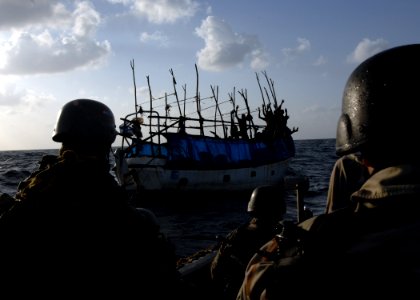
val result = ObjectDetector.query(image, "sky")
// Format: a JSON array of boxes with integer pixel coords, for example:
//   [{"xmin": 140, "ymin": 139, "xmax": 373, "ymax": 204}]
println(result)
[{"xmin": 0, "ymin": 0, "xmax": 419, "ymax": 151}]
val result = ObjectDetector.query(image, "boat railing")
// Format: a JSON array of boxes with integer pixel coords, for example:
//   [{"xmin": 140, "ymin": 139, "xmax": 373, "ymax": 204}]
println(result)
[{"xmin": 119, "ymin": 108, "xmax": 170, "ymax": 158}]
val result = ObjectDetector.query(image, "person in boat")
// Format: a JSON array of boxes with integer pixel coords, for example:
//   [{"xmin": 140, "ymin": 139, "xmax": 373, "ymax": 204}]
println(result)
[
  {"xmin": 178, "ymin": 115, "xmax": 187, "ymax": 134},
  {"xmin": 258, "ymin": 103, "xmax": 275, "ymax": 139},
  {"xmin": 237, "ymin": 44, "xmax": 420, "ymax": 299},
  {"xmin": 235, "ymin": 105, "xmax": 250, "ymax": 140},
  {"xmin": 230, "ymin": 109, "xmax": 240, "ymax": 139},
  {"xmin": 210, "ymin": 185, "xmax": 286, "ymax": 300},
  {"xmin": 131, "ymin": 116, "xmax": 144, "ymax": 139},
  {"xmin": 0, "ymin": 99, "xmax": 181, "ymax": 298}
]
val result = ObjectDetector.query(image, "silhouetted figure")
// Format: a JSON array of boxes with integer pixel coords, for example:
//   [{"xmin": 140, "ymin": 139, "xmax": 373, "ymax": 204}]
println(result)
[
  {"xmin": 211, "ymin": 185, "xmax": 286, "ymax": 300},
  {"xmin": 0, "ymin": 99, "xmax": 182, "ymax": 299},
  {"xmin": 235, "ymin": 106, "xmax": 249, "ymax": 139},
  {"xmin": 230, "ymin": 110, "xmax": 240, "ymax": 139}
]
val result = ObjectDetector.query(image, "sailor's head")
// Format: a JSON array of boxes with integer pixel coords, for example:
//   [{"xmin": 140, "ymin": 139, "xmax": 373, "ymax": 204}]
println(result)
[
  {"xmin": 247, "ymin": 185, "xmax": 286, "ymax": 221},
  {"xmin": 335, "ymin": 44, "xmax": 420, "ymax": 166},
  {"xmin": 52, "ymin": 99, "xmax": 117, "ymax": 156}
]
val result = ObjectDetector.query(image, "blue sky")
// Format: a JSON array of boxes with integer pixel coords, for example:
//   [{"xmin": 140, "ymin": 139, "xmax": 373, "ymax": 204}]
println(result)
[{"xmin": 0, "ymin": 0, "xmax": 419, "ymax": 150}]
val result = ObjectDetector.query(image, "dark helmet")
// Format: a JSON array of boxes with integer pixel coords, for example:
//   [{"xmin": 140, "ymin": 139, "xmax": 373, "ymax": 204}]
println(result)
[
  {"xmin": 247, "ymin": 185, "xmax": 286, "ymax": 219},
  {"xmin": 52, "ymin": 99, "xmax": 117, "ymax": 146},
  {"xmin": 336, "ymin": 44, "xmax": 420, "ymax": 159},
  {"xmin": 136, "ymin": 208, "xmax": 160, "ymax": 232}
]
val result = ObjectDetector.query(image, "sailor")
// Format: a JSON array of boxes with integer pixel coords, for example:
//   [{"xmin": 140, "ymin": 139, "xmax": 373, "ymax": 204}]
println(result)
[
  {"xmin": 210, "ymin": 185, "xmax": 286, "ymax": 300},
  {"xmin": 237, "ymin": 44, "xmax": 420, "ymax": 299},
  {"xmin": 0, "ymin": 99, "xmax": 181, "ymax": 299}
]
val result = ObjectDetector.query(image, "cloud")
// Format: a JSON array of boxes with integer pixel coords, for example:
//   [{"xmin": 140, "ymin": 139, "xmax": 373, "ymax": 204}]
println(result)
[
  {"xmin": 313, "ymin": 55, "xmax": 327, "ymax": 66},
  {"xmin": 140, "ymin": 31, "xmax": 169, "ymax": 47},
  {"xmin": 118, "ymin": 0, "xmax": 200, "ymax": 24},
  {"xmin": 0, "ymin": 80, "xmax": 26, "ymax": 107},
  {"xmin": 0, "ymin": 1, "xmax": 70, "ymax": 30},
  {"xmin": 282, "ymin": 38, "xmax": 311, "ymax": 61},
  {"xmin": 0, "ymin": 1, "xmax": 111, "ymax": 75},
  {"xmin": 0, "ymin": 79, "xmax": 54, "ymax": 113},
  {"xmin": 195, "ymin": 16, "xmax": 269, "ymax": 72},
  {"xmin": 347, "ymin": 38, "xmax": 388, "ymax": 64},
  {"xmin": 302, "ymin": 104, "xmax": 339, "ymax": 114},
  {"xmin": 250, "ymin": 50, "xmax": 270, "ymax": 70}
]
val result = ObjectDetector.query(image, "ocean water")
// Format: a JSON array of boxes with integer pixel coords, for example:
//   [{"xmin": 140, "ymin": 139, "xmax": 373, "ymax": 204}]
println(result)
[{"xmin": 0, "ymin": 138, "xmax": 337, "ymax": 258}]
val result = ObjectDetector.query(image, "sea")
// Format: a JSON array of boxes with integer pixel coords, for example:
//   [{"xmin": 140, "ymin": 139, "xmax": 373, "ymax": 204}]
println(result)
[{"xmin": 0, "ymin": 138, "xmax": 337, "ymax": 259}]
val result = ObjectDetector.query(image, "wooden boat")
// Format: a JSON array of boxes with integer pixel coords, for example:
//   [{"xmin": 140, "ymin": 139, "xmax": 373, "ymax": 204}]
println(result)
[{"xmin": 113, "ymin": 64, "xmax": 298, "ymax": 199}]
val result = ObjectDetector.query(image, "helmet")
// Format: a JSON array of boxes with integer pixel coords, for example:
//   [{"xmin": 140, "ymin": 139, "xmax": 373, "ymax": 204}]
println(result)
[
  {"xmin": 52, "ymin": 99, "xmax": 117, "ymax": 146},
  {"xmin": 136, "ymin": 208, "xmax": 160, "ymax": 231},
  {"xmin": 247, "ymin": 185, "xmax": 286, "ymax": 219},
  {"xmin": 336, "ymin": 44, "xmax": 420, "ymax": 158}
]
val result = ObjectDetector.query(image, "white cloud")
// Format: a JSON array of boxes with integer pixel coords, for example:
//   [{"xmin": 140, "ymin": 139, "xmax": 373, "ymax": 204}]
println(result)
[
  {"xmin": 72, "ymin": 1, "xmax": 101, "ymax": 37},
  {"xmin": 313, "ymin": 55, "xmax": 327, "ymax": 66},
  {"xmin": 0, "ymin": 0, "xmax": 70, "ymax": 30},
  {"xmin": 0, "ymin": 80, "xmax": 54, "ymax": 112},
  {"xmin": 107, "ymin": 0, "xmax": 132, "ymax": 4},
  {"xmin": 347, "ymin": 38, "xmax": 388, "ymax": 64},
  {"xmin": 250, "ymin": 50, "xmax": 269, "ymax": 70},
  {"xmin": 0, "ymin": 80, "xmax": 26, "ymax": 107},
  {"xmin": 140, "ymin": 31, "xmax": 169, "ymax": 47},
  {"xmin": 282, "ymin": 38, "xmax": 311, "ymax": 61},
  {"xmin": 126, "ymin": 0, "xmax": 199, "ymax": 24},
  {"xmin": 0, "ymin": 1, "xmax": 111, "ymax": 75},
  {"xmin": 195, "ymin": 16, "xmax": 268, "ymax": 72}
]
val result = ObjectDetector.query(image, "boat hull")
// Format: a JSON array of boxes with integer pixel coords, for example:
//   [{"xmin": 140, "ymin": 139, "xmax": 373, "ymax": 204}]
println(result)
[{"xmin": 118, "ymin": 155, "xmax": 292, "ymax": 193}]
